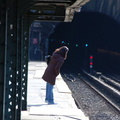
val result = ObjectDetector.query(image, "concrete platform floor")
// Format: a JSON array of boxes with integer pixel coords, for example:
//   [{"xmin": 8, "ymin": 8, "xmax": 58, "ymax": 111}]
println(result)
[{"xmin": 21, "ymin": 62, "xmax": 89, "ymax": 120}]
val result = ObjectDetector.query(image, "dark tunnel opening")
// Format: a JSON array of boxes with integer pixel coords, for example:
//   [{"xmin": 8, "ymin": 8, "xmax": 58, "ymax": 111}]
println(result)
[{"xmin": 48, "ymin": 11, "xmax": 120, "ymax": 73}]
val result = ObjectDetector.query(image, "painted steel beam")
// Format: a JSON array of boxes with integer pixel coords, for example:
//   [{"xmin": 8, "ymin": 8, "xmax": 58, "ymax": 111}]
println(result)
[
  {"xmin": 0, "ymin": 1, "xmax": 6, "ymax": 120},
  {"xmin": 1, "ymin": 0, "xmax": 22, "ymax": 120},
  {"xmin": 21, "ymin": 16, "xmax": 30, "ymax": 110},
  {"xmin": 26, "ymin": 5, "xmax": 65, "ymax": 16},
  {"xmin": 3, "ymin": 1, "xmax": 18, "ymax": 120},
  {"xmin": 18, "ymin": 0, "xmax": 83, "ymax": 22},
  {"xmin": 16, "ymin": 16, "xmax": 23, "ymax": 120},
  {"xmin": 64, "ymin": 0, "xmax": 91, "ymax": 22}
]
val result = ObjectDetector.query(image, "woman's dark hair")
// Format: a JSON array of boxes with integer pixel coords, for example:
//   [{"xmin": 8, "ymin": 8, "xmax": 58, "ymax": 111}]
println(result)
[{"xmin": 55, "ymin": 46, "xmax": 69, "ymax": 59}]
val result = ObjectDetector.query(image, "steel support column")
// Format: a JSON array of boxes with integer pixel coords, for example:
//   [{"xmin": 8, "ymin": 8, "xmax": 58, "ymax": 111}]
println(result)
[
  {"xmin": 21, "ymin": 16, "xmax": 30, "ymax": 110},
  {"xmin": 0, "ymin": 0, "xmax": 6, "ymax": 120},
  {"xmin": 3, "ymin": 0, "xmax": 22, "ymax": 120},
  {"xmin": 4, "ymin": 2, "xmax": 17, "ymax": 120},
  {"xmin": 16, "ymin": 15, "xmax": 22, "ymax": 120}
]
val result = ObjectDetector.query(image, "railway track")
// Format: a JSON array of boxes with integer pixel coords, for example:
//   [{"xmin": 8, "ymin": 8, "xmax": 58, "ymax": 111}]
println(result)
[
  {"xmin": 78, "ymin": 71, "xmax": 120, "ymax": 113},
  {"xmin": 61, "ymin": 70, "xmax": 120, "ymax": 114}
]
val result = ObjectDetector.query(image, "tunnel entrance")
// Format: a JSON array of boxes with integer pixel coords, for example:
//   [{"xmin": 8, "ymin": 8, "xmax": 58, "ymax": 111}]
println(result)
[{"xmin": 48, "ymin": 11, "xmax": 120, "ymax": 73}]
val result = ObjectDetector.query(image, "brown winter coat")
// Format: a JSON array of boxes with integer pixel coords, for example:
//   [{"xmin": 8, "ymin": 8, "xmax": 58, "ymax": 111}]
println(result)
[{"xmin": 42, "ymin": 52, "xmax": 64, "ymax": 85}]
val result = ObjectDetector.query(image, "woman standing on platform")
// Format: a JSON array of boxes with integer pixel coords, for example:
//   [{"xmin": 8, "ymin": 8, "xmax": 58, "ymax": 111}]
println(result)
[{"xmin": 42, "ymin": 46, "xmax": 69, "ymax": 104}]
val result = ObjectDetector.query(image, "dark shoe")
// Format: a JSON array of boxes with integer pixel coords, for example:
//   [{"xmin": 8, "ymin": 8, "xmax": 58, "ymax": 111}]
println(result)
[
  {"xmin": 45, "ymin": 100, "xmax": 48, "ymax": 103},
  {"xmin": 48, "ymin": 101, "xmax": 57, "ymax": 105}
]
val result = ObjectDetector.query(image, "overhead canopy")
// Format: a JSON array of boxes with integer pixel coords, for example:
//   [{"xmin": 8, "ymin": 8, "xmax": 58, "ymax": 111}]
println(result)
[{"xmin": 22, "ymin": 0, "xmax": 90, "ymax": 22}]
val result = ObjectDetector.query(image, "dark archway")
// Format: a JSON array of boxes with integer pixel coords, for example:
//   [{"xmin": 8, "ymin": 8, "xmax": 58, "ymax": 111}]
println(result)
[{"xmin": 49, "ymin": 11, "xmax": 120, "ymax": 72}]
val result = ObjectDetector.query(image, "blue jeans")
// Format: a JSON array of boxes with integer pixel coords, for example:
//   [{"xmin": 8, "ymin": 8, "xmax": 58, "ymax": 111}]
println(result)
[{"xmin": 45, "ymin": 82, "xmax": 54, "ymax": 104}]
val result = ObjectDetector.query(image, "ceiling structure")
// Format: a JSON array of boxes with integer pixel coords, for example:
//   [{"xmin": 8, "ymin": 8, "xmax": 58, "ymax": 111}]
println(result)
[{"xmin": 21, "ymin": 0, "xmax": 91, "ymax": 22}]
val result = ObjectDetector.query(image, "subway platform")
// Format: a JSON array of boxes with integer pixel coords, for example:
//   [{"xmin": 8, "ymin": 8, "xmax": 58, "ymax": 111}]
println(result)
[{"xmin": 21, "ymin": 62, "xmax": 89, "ymax": 120}]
